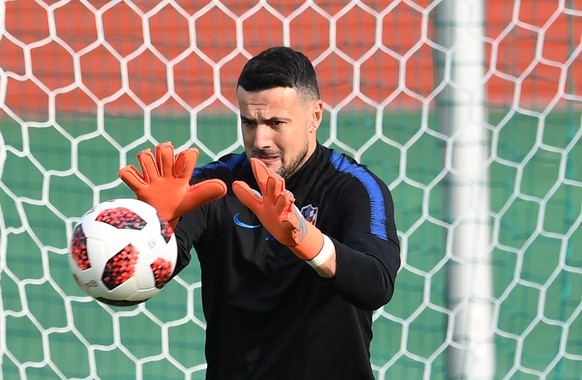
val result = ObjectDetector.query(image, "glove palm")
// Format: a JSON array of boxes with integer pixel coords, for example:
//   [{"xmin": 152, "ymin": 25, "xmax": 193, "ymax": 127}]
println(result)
[
  {"xmin": 119, "ymin": 142, "xmax": 227, "ymax": 227},
  {"xmin": 232, "ymin": 158, "xmax": 324, "ymax": 260}
]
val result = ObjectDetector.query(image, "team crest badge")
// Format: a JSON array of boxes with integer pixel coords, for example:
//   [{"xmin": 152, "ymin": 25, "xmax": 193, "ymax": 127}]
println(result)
[{"xmin": 300, "ymin": 204, "xmax": 318, "ymax": 226}]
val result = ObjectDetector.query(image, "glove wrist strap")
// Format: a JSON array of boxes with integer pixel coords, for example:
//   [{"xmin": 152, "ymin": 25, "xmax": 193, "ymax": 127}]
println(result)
[{"xmin": 305, "ymin": 234, "xmax": 334, "ymax": 268}]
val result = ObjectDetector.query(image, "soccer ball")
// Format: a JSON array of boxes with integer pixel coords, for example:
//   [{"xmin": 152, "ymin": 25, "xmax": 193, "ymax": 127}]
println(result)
[{"xmin": 69, "ymin": 198, "xmax": 177, "ymax": 306}]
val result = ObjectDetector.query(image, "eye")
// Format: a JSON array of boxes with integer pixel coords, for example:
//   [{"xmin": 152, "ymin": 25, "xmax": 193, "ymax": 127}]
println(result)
[
  {"xmin": 241, "ymin": 119, "xmax": 257, "ymax": 128},
  {"xmin": 268, "ymin": 120, "xmax": 284, "ymax": 128}
]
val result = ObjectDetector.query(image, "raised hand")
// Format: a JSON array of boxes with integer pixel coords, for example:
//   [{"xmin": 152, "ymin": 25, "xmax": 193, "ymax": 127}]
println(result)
[
  {"xmin": 232, "ymin": 158, "xmax": 324, "ymax": 261},
  {"xmin": 119, "ymin": 142, "xmax": 227, "ymax": 228}
]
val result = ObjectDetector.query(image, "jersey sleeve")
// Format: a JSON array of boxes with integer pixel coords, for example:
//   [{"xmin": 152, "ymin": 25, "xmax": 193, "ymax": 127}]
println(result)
[
  {"xmin": 170, "ymin": 168, "xmax": 216, "ymax": 276},
  {"xmin": 326, "ymin": 172, "xmax": 401, "ymax": 310},
  {"xmin": 172, "ymin": 204, "xmax": 206, "ymax": 276}
]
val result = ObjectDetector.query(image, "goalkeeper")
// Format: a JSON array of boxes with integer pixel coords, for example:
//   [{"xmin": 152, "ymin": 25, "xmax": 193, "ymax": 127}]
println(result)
[{"xmin": 120, "ymin": 46, "xmax": 401, "ymax": 380}]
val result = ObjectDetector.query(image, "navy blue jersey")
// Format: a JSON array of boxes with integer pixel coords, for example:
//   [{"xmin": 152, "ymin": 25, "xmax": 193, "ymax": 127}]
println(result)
[{"xmin": 175, "ymin": 144, "xmax": 400, "ymax": 380}]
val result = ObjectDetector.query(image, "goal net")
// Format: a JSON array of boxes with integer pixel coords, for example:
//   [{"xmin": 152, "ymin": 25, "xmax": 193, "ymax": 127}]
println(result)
[{"xmin": 1, "ymin": 0, "xmax": 581, "ymax": 379}]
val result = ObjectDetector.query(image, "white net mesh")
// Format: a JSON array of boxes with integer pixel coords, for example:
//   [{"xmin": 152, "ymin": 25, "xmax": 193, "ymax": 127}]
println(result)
[{"xmin": 1, "ymin": 0, "xmax": 581, "ymax": 379}]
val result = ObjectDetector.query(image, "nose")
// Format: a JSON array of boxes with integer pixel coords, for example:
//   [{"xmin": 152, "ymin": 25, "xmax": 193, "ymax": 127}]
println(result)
[{"xmin": 253, "ymin": 123, "xmax": 272, "ymax": 149}]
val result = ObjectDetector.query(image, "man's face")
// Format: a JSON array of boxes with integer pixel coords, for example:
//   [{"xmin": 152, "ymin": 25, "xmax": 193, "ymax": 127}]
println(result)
[{"xmin": 237, "ymin": 86, "xmax": 322, "ymax": 179}]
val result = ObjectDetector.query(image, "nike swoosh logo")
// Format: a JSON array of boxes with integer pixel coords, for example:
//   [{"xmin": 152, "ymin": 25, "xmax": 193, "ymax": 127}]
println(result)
[{"xmin": 233, "ymin": 213, "xmax": 261, "ymax": 229}]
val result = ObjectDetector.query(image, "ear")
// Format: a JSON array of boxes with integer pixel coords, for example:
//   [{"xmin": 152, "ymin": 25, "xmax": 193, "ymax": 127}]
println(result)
[{"xmin": 310, "ymin": 100, "xmax": 324, "ymax": 130}]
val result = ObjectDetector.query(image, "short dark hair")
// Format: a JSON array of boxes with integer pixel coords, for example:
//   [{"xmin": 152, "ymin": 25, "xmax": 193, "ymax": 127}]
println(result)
[{"xmin": 237, "ymin": 46, "xmax": 320, "ymax": 100}]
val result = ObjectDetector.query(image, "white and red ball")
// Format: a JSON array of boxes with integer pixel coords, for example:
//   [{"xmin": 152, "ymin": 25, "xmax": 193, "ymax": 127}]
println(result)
[{"xmin": 69, "ymin": 198, "xmax": 177, "ymax": 306}]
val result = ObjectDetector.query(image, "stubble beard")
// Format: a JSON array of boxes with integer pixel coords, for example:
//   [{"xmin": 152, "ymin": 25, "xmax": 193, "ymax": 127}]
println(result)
[{"xmin": 277, "ymin": 142, "xmax": 310, "ymax": 179}]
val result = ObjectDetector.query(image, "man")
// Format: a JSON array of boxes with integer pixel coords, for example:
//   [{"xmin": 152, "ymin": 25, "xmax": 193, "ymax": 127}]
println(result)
[{"xmin": 119, "ymin": 46, "xmax": 400, "ymax": 379}]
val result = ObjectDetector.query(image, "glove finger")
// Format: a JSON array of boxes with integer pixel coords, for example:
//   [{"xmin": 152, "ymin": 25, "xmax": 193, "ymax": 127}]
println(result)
[
  {"xmin": 249, "ymin": 158, "xmax": 273, "ymax": 194},
  {"xmin": 265, "ymin": 175, "xmax": 285, "ymax": 202},
  {"xmin": 175, "ymin": 148, "xmax": 199, "ymax": 179},
  {"xmin": 233, "ymin": 180, "xmax": 263, "ymax": 212},
  {"xmin": 184, "ymin": 179, "xmax": 227, "ymax": 209},
  {"xmin": 155, "ymin": 142, "xmax": 175, "ymax": 178},
  {"xmin": 136, "ymin": 148, "xmax": 158, "ymax": 181},
  {"xmin": 275, "ymin": 191, "xmax": 298, "ymax": 229},
  {"xmin": 250, "ymin": 158, "xmax": 285, "ymax": 200},
  {"xmin": 118, "ymin": 165, "xmax": 147, "ymax": 193}
]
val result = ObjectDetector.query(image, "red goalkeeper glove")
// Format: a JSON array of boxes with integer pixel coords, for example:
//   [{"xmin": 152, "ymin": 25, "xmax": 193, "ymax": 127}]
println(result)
[
  {"xmin": 119, "ymin": 142, "xmax": 227, "ymax": 228},
  {"xmin": 232, "ymin": 158, "xmax": 324, "ymax": 261}
]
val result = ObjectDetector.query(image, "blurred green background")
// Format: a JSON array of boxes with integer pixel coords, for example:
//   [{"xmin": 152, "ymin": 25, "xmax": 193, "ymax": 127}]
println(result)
[{"xmin": 1, "ymin": 107, "xmax": 581, "ymax": 379}]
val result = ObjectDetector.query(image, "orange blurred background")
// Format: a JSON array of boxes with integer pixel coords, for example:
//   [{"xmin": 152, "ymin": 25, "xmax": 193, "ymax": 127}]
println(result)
[{"xmin": 1, "ymin": 0, "xmax": 580, "ymax": 117}]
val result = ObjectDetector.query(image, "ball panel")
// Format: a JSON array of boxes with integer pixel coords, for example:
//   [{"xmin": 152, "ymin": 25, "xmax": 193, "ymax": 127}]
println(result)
[
  {"xmin": 71, "ymin": 224, "xmax": 90, "ymax": 270},
  {"xmin": 126, "ymin": 287, "xmax": 161, "ymax": 302},
  {"xmin": 96, "ymin": 207, "xmax": 147, "ymax": 230},
  {"xmin": 70, "ymin": 237, "xmax": 107, "ymax": 291},
  {"xmin": 159, "ymin": 217, "xmax": 174, "ymax": 243},
  {"xmin": 97, "ymin": 276, "xmax": 141, "ymax": 300},
  {"xmin": 101, "ymin": 244, "xmax": 139, "ymax": 290},
  {"xmin": 151, "ymin": 257, "xmax": 173, "ymax": 289}
]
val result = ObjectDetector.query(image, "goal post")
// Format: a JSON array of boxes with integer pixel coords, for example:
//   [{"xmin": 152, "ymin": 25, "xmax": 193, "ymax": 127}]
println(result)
[
  {"xmin": 434, "ymin": 0, "xmax": 495, "ymax": 378},
  {"xmin": 1, "ymin": 1, "xmax": 581, "ymax": 379}
]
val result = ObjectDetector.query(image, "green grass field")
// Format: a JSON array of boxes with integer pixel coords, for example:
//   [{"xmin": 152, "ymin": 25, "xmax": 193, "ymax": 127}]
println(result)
[{"xmin": 1, "ymin": 108, "xmax": 581, "ymax": 379}]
